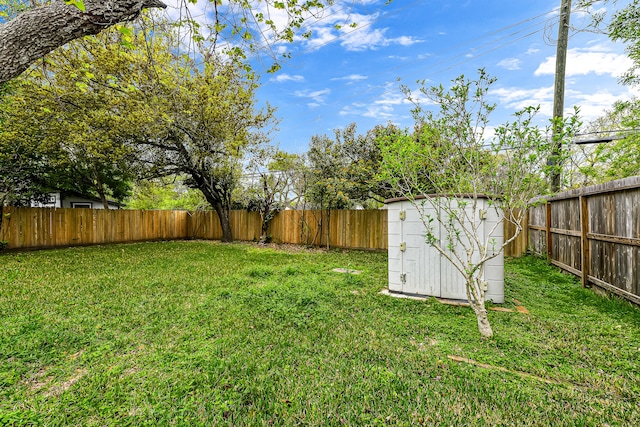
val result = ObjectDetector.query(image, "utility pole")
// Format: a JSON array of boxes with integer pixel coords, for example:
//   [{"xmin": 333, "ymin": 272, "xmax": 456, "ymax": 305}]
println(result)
[{"xmin": 549, "ymin": 0, "xmax": 572, "ymax": 192}]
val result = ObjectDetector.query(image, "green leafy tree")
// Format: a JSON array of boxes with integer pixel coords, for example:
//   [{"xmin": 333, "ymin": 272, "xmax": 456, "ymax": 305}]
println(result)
[
  {"xmin": 139, "ymin": 61, "xmax": 275, "ymax": 242},
  {"xmin": 306, "ymin": 123, "xmax": 398, "ymax": 210},
  {"xmin": 307, "ymin": 133, "xmax": 353, "ymax": 210},
  {"xmin": 380, "ymin": 71, "xmax": 556, "ymax": 338},
  {"xmin": 578, "ymin": 0, "xmax": 640, "ymax": 184},
  {"xmin": 305, "ymin": 134, "xmax": 354, "ymax": 248},
  {"xmin": 0, "ymin": 140, "xmax": 52, "ymax": 207},
  {"xmin": 607, "ymin": 0, "xmax": 640, "ymax": 86},
  {"xmin": 568, "ymin": 99, "xmax": 640, "ymax": 185},
  {"xmin": 0, "ymin": 0, "xmax": 167, "ymax": 84},
  {"xmin": 105, "ymin": 24, "xmax": 277, "ymax": 242},
  {"xmin": 1, "ymin": 22, "xmax": 276, "ymax": 241},
  {"xmin": 336, "ymin": 122, "xmax": 399, "ymax": 207},
  {"xmin": 126, "ymin": 177, "xmax": 209, "ymax": 211},
  {"xmin": 0, "ymin": 82, "xmax": 52, "ymax": 206},
  {"xmin": 0, "ymin": 34, "xmax": 142, "ymax": 208}
]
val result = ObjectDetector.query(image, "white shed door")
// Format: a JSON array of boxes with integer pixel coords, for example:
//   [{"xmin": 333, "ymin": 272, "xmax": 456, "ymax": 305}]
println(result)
[
  {"xmin": 400, "ymin": 203, "xmax": 440, "ymax": 297},
  {"xmin": 399, "ymin": 201, "xmax": 468, "ymax": 301},
  {"xmin": 437, "ymin": 204, "xmax": 470, "ymax": 300}
]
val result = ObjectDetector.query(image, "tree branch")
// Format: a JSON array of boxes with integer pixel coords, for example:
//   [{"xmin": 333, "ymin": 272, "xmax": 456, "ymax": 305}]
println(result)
[{"xmin": 0, "ymin": 0, "xmax": 167, "ymax": 84}]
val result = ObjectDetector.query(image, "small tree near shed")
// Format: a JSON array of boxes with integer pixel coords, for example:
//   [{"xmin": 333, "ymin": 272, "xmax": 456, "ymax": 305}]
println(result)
[{"xmin": 379, "ymin": 70, "xmax": 571, "ymax": 338}]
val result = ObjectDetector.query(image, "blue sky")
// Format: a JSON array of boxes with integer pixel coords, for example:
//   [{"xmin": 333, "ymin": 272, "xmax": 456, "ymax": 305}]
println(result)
[{"xmin": 170, "ymin": 0, "xmax": 636, "ymax": 153}]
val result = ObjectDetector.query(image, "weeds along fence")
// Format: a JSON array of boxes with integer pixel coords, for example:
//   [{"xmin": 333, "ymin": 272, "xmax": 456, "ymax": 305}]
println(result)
[
  {"xmin": 1, "ymin": 206, "xmax": 526, "ymax": 254},
  {"xmin": 529, "ymin": 176, "xmax": 640, "ymax": 305}
]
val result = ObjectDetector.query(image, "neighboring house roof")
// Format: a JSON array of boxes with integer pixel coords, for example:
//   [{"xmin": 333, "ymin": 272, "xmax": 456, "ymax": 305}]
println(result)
[
  {"xmin": 33, "ymin": 190, "xmax": 123, "ymax": 209},
  {"xmin": 61, "ymin": 190, "xmax": 123, "ymax": 208}
]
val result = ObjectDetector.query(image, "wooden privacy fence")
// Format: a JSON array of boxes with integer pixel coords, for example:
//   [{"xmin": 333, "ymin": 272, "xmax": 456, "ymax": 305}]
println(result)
[
  {"xmin": 503, "ymin": 210, "xmax": 528, "ymax": 258},
  {"xmin": 0, "ymin": 207, "xmax": 190, "ymax": 249},
  {"xmin": 188, "ymin": 209, "xmax": 388, "ymax": 249},
  {"xmin": 0, "ymin": 207, "xmax": 390, "ymax": 251},
  {"xmin": 529, "ymin": 176, "xmax": 640, "ymax": 305},
  {"xmin": 1, "ymin": 206, "xmax": 527, "ymax": 255}
]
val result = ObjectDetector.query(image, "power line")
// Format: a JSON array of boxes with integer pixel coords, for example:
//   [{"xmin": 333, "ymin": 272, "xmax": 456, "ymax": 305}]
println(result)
[
  {"xmin": 268, "ymin": 4, "xmax": 557, "ymax": 81},
  {"xmin": 573, "ymin": 135, "xmax": 626, "ymax": 144},
  {"xmin": 264, "ymin": 5, "xmax": 561, "ymax": 138},
  {"xmin": 575, "ymin": 128, "xmax": 640, "ymax": 137}
]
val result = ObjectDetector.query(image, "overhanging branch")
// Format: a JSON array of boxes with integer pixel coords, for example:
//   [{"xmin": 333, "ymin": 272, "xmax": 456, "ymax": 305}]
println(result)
[{"xmin": 0, "ymin": 0, "xmax": 167, "ymax": 84}]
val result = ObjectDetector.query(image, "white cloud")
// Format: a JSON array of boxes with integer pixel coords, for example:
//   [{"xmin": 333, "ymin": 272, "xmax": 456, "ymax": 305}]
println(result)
[
  {"xmin": 395, "ymin": 36, "xmax": 420, "ymax": 47},
  {"xmin": 271, "ymin": 74, "xmax": 305, "ymax": 83},
  {"xmin": 569, "ymin": 90, "xmax": 634, "ymax": 121},
  {"xmin": 339, "ymin": 27, "xmax": 422, "ymax": 52},
  {"xmin": 373, "ymin": 89, "xmax": 412, "ymax": 107},
  {"xmin": 164, "ymin": 0, "xmax": 215, "ymax": 27},
  {"xmin": 497, "ymin": 58, "xmax": 522, "ymax": 71},
  {"xmin": 339, "ymin": 82, "xmax": 422, "ymax": 120},
  {"xmin": 493, "ymin": 86, "xmax": 555, "ymax": 116},
  {"xmin": 275, "ymin": 45, "xmax": 289, "ymax": 55},
  {"xmin": 493, "ymin": 84, "xmax": 637, "ymax": 123},
  {"xmin": 534, "ymin": 45, "xmax": 632, "ymax": 78},
  {"xmin": 163, "ymin": 1, "xmax": 421, "ymax": 58},
  {"xmin": 525, "ymin": 47, "xmax": 540, "ymax": 55},
  {"xmin": 301, "ymin": 11, "xmax": 422, "ymax": 52},
  {"xmin": 302, "ymin": 26, "xmax": 337, "ymax": 50},
  {"xmin": 484, "ymin": 126, "xmax": 497, "ymax": 140},
  {"xmin": 341, "ymin": 103, "xmax": 397, "ymax": 120},
  {"xmin": 293, "ymin": 88, "xmax": 331, "ymax": 106},
  {"xmin": 331, "ymin": 74, "xmax": 368, "ymax": 82}
]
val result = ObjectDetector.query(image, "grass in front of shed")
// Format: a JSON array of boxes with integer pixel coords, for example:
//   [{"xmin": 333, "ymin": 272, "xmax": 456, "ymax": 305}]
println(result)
[{"xmin": 1, "ymin": 241, "xmax": 639, "ymax": 426}]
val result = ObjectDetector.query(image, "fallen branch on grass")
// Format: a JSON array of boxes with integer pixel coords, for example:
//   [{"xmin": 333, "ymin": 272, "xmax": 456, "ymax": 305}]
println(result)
[{"xmin": 447, "ymin": 355, "xmax": 561, "ymax": 385}]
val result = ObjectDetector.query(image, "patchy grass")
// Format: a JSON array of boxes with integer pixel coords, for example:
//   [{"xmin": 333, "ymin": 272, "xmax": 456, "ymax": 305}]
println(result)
[{"xmin": 1, "ymin": 242, "xmax": 639, "ymax": 426}]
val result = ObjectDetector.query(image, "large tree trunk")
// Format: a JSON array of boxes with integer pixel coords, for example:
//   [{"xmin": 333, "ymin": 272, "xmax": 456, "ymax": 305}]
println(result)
[
  {"xmin": 259, "ymin": 212, "xmax": 269, "ymax": 244},
  {"xmin": 0, "ymin": 0, "xmax": 167, "ymax": 85},
  {"xmin": 93, "ymin": 174, "xmax": 111, "ymax": 210},
  {"xmin": 96, "ymin": 184, "xmax": 110, "ymax": 211},
  {"xmin": 190, "ymin": 174, "xmax": 234, "ymax": 243},
  {"xmin": 212, "ymin": 201, "xmax": 233, "ymax": 243}
]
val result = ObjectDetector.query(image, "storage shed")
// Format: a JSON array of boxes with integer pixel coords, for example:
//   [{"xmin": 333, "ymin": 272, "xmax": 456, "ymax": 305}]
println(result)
[{"xmin": 386, "ymin": 196, "xmax": 504, "ymax": 303}]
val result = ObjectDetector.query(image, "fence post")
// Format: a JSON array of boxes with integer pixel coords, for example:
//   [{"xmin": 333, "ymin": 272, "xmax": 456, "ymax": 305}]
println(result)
[
  {"xmin": 524, "ymin": 209, "xmax": 530, "ymax": 255},
  {"xmin": 545, "ymin": 202, "xmax": 552, "ymax": 261},
  {"xmin": 0, "ymin": 206, "xmax": 5, "ymax": 245},
  {"xmin": 579, "ymin": 196, "xmax": 590, "ymax": 288}
]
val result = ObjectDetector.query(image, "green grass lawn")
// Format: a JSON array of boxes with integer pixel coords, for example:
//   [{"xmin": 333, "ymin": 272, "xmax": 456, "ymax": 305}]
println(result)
[{"xmin": 1, "ymin": 241, "xmax": 639, "ymax": 426}]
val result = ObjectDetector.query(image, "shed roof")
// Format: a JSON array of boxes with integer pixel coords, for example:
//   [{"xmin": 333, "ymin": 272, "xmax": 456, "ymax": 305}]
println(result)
[{"xmin": 384, "ymin": 194, "xmax": 492, "ymax": 204}]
